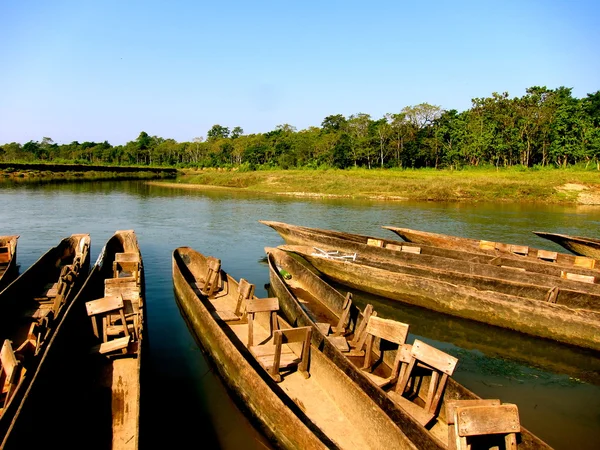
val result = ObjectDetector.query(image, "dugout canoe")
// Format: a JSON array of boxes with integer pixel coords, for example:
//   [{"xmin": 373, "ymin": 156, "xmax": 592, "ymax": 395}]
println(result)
[
  {"xmin": 1, "ymin": 230, "xmax": 146, "ymax": 450},
  {"xmin": 259, "ymin": 220, "xmax": 600, "ymax": 280},
  {"xmin": 266, "ymin": 247, "xmax": 552, "ymax": 449},
  {"xmin": 0, "ymin": 233, "xmax": 91, "ymax": 442},
  {"xmin": 172, "ymin": 246, "xmax": 418, "ymax": 450},
  {"xmin": 0, "ymin": 236, "xmax": 19, "ymax": 292},
  {"xmin": 383, "ymin": 226, "xmax": 600, "ymax": 270},
  {"xmin": 259, "ymin": 220, "xmax": 600, "ymax": 304},
  {"xmin": 279, "ymin": 244, "xmax": 600, "ymax": 352},
  {"xmin": 533, "ymin": 231, "xmax": 600, "ymax": 260}
]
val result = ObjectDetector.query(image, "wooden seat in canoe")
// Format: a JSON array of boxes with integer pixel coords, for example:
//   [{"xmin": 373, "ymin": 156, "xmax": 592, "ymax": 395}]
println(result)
[
  {"xmin": 198, "ymin": 256, "xmax": 221, "ymax": 297},
  {"xmin": 360, "ymin": 316, "xmax": 410, "ymax": 389},
  {"xmin": 113, "ymin": 252, "xmax": 141, "ymax": 284},
  {"xmin": 0, "ymin": 340, "xmax": 22, "ymax": 410},
  {"xmin": 212, "ymin": 278, "xmax": 255, "ymax": 322},
  {"xmin": 388, "ymin": 339, "xmax": 458, "ymax": 427},
  {"xmin": 86, "ymin": 295, "xmax": 130, "ymax": 355},
  {"xmin": 446, "ymin": 399, "xmax": 501, "ymax": 449},
  {"xmin": 345, "ymin": 304, "xmax": 376, "ymax": 356},
  {"xmin": 451, "ymin": 402, "xmax": 521, "ymax": 450}
]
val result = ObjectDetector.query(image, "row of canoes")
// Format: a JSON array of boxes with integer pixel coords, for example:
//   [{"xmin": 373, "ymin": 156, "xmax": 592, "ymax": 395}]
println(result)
[
  {"xmin": 172, "ymin": 244, "xmax": 556, "ymax": 450},
  {"xmin": 259, "ymin": 221, "xmax": 600, "ymax": 352},
  {"xmin": 0, "ymin": 230, "xmax": 145, "ymax": 450}
]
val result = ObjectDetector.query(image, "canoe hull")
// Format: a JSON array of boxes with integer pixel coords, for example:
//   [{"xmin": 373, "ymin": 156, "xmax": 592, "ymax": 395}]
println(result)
[
  {"xmin": 533, "ymin": 232, "xmax": 600, "ymax": 259},
  {"xmin": 282, "ymin": 245, "xmax": 600, "ymax": 352},
  {"xmin": 0, "ymin": 236, "xmax": 19, "ymax": 292},
  {"xmin": 267, "ymin": 247, "xmax": 552, "ymax": 449},
  {"xmin": 1, "ymin": 230, "xmax": 145, "ymax": 450}
]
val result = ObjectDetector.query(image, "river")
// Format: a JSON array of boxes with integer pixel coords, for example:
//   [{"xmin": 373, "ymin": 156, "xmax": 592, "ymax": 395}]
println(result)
[{"xmin": 1, "ymin": 179, "xmax": 599, "ymax": 449}]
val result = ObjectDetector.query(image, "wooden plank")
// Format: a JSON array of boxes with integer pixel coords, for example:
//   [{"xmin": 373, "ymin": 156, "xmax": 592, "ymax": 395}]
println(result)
[
  {"xmin": 500, "ymin": 265, "xmax": 527, "ymax": 272},
  {"xmin": 446, "ymin": 399, "xmax": 501, "ymax": 425},
  {"xmin": 560, "ymin": 271, "xmax": 596, "ymax": 284},
  {"xmin": 537, "ymin": 249, "xmax": 558, "ymax": 262},
  {"xmin": 327, "ymin": 335, "xmax": 350, "ymax": 352},
  {"xmin": 367, "ymin": 238, "xmax": 384, "ymax": 247},
  {"xmin": 0, "ymin": 340, "xmax": 18, "ymax": 377},
  {"xmin": 115, "ymin": 252, "xmax": 140, "ymax": 263},
  {"xmin": 95, "ymin": 336, "xmax": 131, "ymax": 354},
  {"xmin": 455, "ymin": 404, "xmax": 520, "ymax": 436},
  {"xmin": 385, "ymin": 243, "xmax": 402, "ymax": 251},
  {"xmin": 365, "ymin": 316, "xmax": 409, "ymax": 345},
  {"xmin": 478, "ymin": 240, "xmax": 496, "ymax": 250},
  {"xmin": 278, "ymin": 327, "xmax": 311, "ymax": 344},
  {"xmin": 85, "ymin": 295, "xmax": 124, "ymax": 316},
  {"xmin": 508, "ymin": 244, "xmax": 528, "ymax": 255},
  {"xmin": 574, "ymin": 256, "xmax": 596, "ymax": 269},
  {"xmin": 411, "ymin": 339, "xmax": 458, "ymax": 375},
  {"xmin": 246, "ymin": 297, "xmax": 279, "ymax": 313},
  {"xmin": 0, "ymin": 254, "xmax": 9, "ymax": 264},
  {"xmin": 401, "ymin": 246, "xmax": 421, "ymax": 254}
]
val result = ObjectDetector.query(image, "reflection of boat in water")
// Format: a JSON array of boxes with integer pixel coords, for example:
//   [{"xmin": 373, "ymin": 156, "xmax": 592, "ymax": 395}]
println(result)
[{"xmin": 324, "ymin": 279, "xmax": 600, "ymax": 388}]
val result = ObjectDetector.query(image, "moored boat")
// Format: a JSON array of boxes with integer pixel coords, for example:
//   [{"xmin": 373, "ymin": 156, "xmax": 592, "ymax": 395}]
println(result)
[
  {"xmin": 383, "ymin": 226, "xmax": 600, "ymax": 270},
  {"xmin": 0, "ymin": 236, "xmax": 19, "ymax": 292},
  {"xmin": 265, "ymin": 246, "xmax": 552, "ymax": 449},
  {"xmin": 1, "ymin": 230, "xmax": 145, "ymax": 450},
  {"xmin": 0, "ymin": 233, "xmax": 91, "ymax": 441},
  {"xmin": 259, "ymin": 220, "xmax": 600, "ymax": 279},
  {"xmin": 172, "ymin": 246, "xmax": 419, "ymax": 450},
  {"xmin": 278, "ymin": 244, "xmax": 600, "ymax": 352},
  {"xmin": 533, "ymin": 231, "xmax": 600, "ymax": 259}
]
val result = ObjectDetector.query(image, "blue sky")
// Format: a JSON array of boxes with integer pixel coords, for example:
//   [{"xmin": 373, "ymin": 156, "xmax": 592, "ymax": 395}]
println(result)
[{"xmin": 1, "ymin": 0, "xmax": 598, "ymax": 145}]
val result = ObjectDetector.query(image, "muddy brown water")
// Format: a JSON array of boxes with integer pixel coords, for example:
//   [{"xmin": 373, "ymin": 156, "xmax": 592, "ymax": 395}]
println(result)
[{"xmin": 1, "ymin": 179, "xmax": 599, "ymax": 449}]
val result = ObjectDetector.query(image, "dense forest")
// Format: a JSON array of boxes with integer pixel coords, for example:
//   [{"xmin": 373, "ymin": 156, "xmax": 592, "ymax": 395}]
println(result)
[{"xmin": 2, "ymin": 86, "xmax": 599, "ymax": 170}]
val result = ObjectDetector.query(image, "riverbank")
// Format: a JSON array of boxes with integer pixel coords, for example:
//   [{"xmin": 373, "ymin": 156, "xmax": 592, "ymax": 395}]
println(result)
[{"xmin": 149, "ymin": 167, "xmax": 600, "ymax": 205}]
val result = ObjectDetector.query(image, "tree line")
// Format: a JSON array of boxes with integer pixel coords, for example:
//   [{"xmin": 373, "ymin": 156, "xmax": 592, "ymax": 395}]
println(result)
[{"xmin": 2, "ymin": 86, "xmax": 599, "ymax": 170}]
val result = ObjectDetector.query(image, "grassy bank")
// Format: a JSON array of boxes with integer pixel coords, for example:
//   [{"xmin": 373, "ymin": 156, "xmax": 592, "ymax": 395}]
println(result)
[{"xmin": 165, "ymin": 167, "xmax": 600, "ymax": 204}]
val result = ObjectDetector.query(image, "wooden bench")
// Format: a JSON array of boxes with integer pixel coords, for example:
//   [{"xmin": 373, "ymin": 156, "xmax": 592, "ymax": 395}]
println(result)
[
  {"xmin": 0, "ymin": 247, "xmax": 10, "ymax": 264},
  {"xmin": 346, "ymin": 304, "xmax": 376, "ymax": 356},
  {"xmin": 199, "ymin": 256, "xmax": 222, "ymax": 297},
  {"xmin": 212, "ymin": 278, "xmax": 255, "ymax": 322},
  {"xmin": 388, "ymin": 339, "xmax": 458, "ymax": 427},
  {"xmin": 0, "ymin": 340, "xmax": 22, "ymax": 410},
  {"xmin": 113, "ymin": 252, "xmax": 141, "ymax": 284},
  {"xmin": 452, "ymin": 403, "xmax": 520, "ymax": 450},
  {"xmin": 86, "ymin": 295, "xmax": 130, "ymax": 354},
  {"xmin": 360, "ymin": 316, "xmax": 410, "ymax": 390}
]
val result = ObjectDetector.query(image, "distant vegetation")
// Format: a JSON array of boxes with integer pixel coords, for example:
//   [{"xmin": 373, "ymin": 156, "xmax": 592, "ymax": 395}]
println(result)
[{"xmin": 1, "ymin": 86, "xmax": 599, "ymax": 171}]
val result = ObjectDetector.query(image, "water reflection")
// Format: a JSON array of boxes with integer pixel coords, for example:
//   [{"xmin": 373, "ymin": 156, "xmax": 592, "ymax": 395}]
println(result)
[{"xmin": 1, "ymin": 180, "xmax": 599, "ymax": 450}]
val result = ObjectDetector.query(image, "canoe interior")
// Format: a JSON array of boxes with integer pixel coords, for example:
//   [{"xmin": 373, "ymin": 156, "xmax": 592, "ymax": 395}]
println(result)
[
  {"xmin": 172, "ymin": 246, "xmax": 416, "ymax": 450},
  {"xmin": 1, "ymin": 230, "xmax": 145, "ymax": 450},
  {"xmin": 266, "ymin": 247, "xmax": 553, "ymax": 450}
]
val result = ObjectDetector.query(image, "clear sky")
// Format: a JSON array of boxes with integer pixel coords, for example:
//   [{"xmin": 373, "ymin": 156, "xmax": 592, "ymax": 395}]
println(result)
[{"xmin": 1, "ymin": 0, "xmax": 598, "ymax": 145}]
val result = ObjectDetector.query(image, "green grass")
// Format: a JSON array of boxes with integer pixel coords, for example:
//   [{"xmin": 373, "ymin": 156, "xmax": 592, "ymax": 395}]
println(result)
[{"xmin": 176, "ymin": 167, "xmax": 600, "ymax": 204}]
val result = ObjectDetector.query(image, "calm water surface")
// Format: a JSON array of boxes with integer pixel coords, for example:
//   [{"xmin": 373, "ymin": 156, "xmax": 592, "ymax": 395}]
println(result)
[{"xmin": 1, "ymin": 180, "xmax": 599, "ymax": 450}]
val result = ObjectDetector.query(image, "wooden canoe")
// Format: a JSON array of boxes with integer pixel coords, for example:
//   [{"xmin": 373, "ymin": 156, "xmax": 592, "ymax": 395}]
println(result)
[
  {"xmin": 266, "ymin": 246, "xmax": 552, "ymax": 449},
  {"xmin": 172, "ymin": 246, "xmax": 418, "ymax": 450},
  {"xmin": 1, "ymin": 230, "xmax": 145, "ymax": 450},
  {"xmin": 383, "ymin": 226, "xmax": 600, "ymax": 270},
  {"xmin": 0, "ymin": 236, "xmax": 19, "ymax": 292},
  {"xmin": 0, "ymin": 233, "xmax": 91, "ymax": 441},
  {"xmin": 533, "ymin": 231, "xmax": 600, "ymax": 259},
  {"xmin": 259, "ymin": 220, "xmax": 600, "ymax": 305},
  {"xmin": 279, "ymin": 244, "xmax": 600, "ymax": 352},
  {"xmin": 260, "ymin": 220, "xmax": 600, "ymax": 280}
]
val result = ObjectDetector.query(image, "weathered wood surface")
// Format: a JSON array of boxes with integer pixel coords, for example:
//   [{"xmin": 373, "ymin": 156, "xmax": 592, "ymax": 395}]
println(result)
[
  {"xmin": 0, "ymin": 233, "xmax": 91, "ymax": 442},
  {"xmin": 533, "ymin": 231, "xmax": 600, "ymax": 259},
  {"xmin": 383, "ymin": 226, "xmax": 600, "ymax": 269},
  {"xmin": 172, "ymin": 246, "xmax": 418, "ymax": 450},
  {"xmin": 280, "ymin": 244, "xmax": 600, "ymax": 353},
  {"xmin": 266, "ymin": 247, "xmax": 552, "ymax": 450},
  {"xmin": 0, "ymin": 236, "xmax": 19, "ymax": 293},
  {"xmin": 1, "ymin": 230, "xmax": 145, "ymax": 450},
  {"xmin": 259, "ymin": 220, "xmax": 600, "ymax": 281}
]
